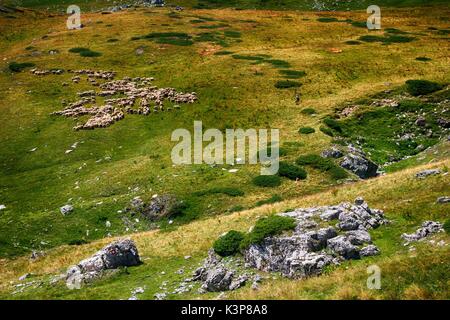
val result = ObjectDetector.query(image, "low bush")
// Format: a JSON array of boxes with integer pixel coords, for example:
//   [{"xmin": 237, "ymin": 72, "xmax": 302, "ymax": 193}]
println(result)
[
  {"xmin": 79, "ymin": 50, "xmax": 102, "ymax": 57},
  {"xmin": 298, "ymin": 127, "xmax": 315, "ymax": 134},
  {"xmin": 252, "ymin": 175, "xmax": 282, "ymax": 187},
  {"xmin": 444, "ymin": 219, "xmax": 450, "ymax": 235},
  {"xmin": 329, "ymin": 166, "xmax": 348, "ymax": 180},
  {"xmin": 278, "ymin": 162, "xmax": 307, "ymax": 180},
  {"xmin": 274, "ymin": 80, "xmax": 301, "ymax": 89},
  {"xmin": 345, "ymin": 40, "xmax": 361, "ymax": 45},
  {"xmin": 296, "ymin": 154, "xmax": 334, "ymax": 171},
  {"xmin": 301, "ymin": 108, "xmax": 316, "ymax": 115},
  {"xmin": 415, "ymin": 57, "xmax": 432, "ymax": 62},
  {"xmin": 266, "ymin": 59, "xmax": 291, "ymax": 68},
  {"xmin": 279, "ymin": 70, "xmax": 307, "ymax": 79},
  {"xmin": 214, "ymin": 50, "xmax": 233, "ymax": 55},
  {"xmin": 323, "ymin": 117, "xmax": 342, "ymax": 133},
  {"xmin": 320, "ymin": 126, "xmax": 334, "ymax": 137},
  {"xmin": 8, "ymin": 61, "xmax": 35, "ymax": 72},
  {"xmin": 240, "ymin": 215, "xmax": 296, "ymax": 249},
  {"xmin": 405, "ymin": 80, "xmax": 443, "ymax": 96},
  {"xmin": 317, "ymin": 17, "xmax": 339, "ymax": 23},
  {"xmin": 213, "ymin": 230, "xmax": 245, "ymax": 256}
]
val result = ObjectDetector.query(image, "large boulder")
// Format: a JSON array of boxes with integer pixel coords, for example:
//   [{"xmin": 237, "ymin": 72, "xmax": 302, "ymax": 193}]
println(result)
[
  {"xmin": 340, "ymin": 147, "xmax": 378, "ymax": 179},
  {"xmin": 66, "ymin": 239, "xmax": 140, "ymax": 288}
]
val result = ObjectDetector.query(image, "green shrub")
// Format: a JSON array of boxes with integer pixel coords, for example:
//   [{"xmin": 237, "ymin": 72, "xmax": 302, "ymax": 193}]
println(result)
[
  {"xmin": 232, "ymin": 54, "xmax": 265, "ymax": 61},
  {"xmin": 415, "ymin": 57, "xmax": 432, "ymax": 62},
  {"xmin": 296, "ymin": 154, "xmax": 334, "ymax": 171},
  {"xmin": 345, "ymin": 40, "xmax": 361, "ymax": 45},
  {"xmin": 252, "ymin": 175, "xmax": 282, "ymax": 187},
  {"xmin": 8, "ymin": 62, "xmax": 35, "ymax": 72},
  {"xmin": 444, "ymin": 219, "xmax": 450, "ymax": 235},
  {"xmin": 256, "ymin": 194, "xmax": 282, "ymax": 206},
  {"xmin": 266, "ymin": 59, "xmax": 291, "ymax": 68},
  {"xmin": 323, "ymin": 117, "xmax": 342, "ymax": 133},
  {"xmin": 405, "ymin": 80, "xmax": 443, "ymax": 96},
  {"xmin": 317, "ymin": 17, "xmax": 338, "ymax": 23},
  {"xmin": 320, "ymin": 126, "xmax": 334, "ymax": 137},
  {"xmin": 79, "ymin": 50, "xmax": 102, "ymax": 57},
  {"xmin": 279, "ymin": 70, "xmax": 307, "ymax": 79},
  {"xmin": 329, "ymin": 166, "xmax": 348, "ymax": 180},
  {"xmin": 240, "ymin": 215, "xmax": 296, "ymax": 249},
  {"xmin": 299, "ymin": 127, "xmax": 315, "ymax": 134},
  {"xmin": 224, "ymin": 30, "xmax": 241, "ymax": 38},
  {"xmin": 301, "ymin": 108, "xmax": 316, "ymax": 115},
  {"xmin": 213, "ymin": 230, "xmax": 245, "ymax": 256},
  {"xmin": 214, "ymin": 50, "xmax": 233, "ymax": 55},
  {"xmin": 274, "ymin": 80, "xmax": 301, "ymax": 89},
  {"xmin": 278, "ymin": 162, "xmax": 307, "ymax": 180},
  {"xmin": 69, "ymin": 47, "xmax": 89, "ymax": 53},
  {"xmin": 263, "ymin": 146, "xmax": 287, "ymax": 157}
]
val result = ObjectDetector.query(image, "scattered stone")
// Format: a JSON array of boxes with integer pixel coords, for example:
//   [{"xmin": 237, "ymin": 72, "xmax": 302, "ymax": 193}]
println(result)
[
  {"xmin": 30, "ymin": 250, "xmax": 45, "ymax": 261},
  {"xmin": 60, "ymin": 204, "xmax": 73, "ymax": 215},
  {"xmin": 0, "ymin": 204, "xmax": 6, "ymax": 210},
  {"xmin": 65, "ymin": 238, "xmax": 140, "ymax": 288},
  {"xmin": 19, "ymin": 273, "xmax": 31, "ymax": 281},
  {"xmin": 154, "ymin": 292, "xmax": 167, "ymax": 300},
  {"xmin": 436, "ymin": 196, "xmax": 450, "ymax": 204},
  {"xmin": 415, "ymin": 117, "xmax": 426, "ymax": 127},
  {"xmin": 415, "ymin": 169, "xmax": 441, "ymax": 179},
  {"xmin": 128, "ymin": 194, "xmax": 182, "ymax": 221},
  {"xmin": 401, "ymin": 221, "xmax": 444, "ymax": 244}
]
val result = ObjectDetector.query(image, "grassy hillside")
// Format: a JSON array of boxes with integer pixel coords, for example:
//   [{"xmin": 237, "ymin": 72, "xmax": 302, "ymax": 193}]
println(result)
[
  {"xmin": 0, "ymin": 3, "xmax": 449, "ymax": 300},
  {"xmin": 0, "ymin": 160, "xmax": 448, "ymax": 299}
]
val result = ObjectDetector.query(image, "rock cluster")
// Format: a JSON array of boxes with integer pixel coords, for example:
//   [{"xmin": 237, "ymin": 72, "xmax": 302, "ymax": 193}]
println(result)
[
  {"xmin": 191, "ymin": 250, "xmax": 248, "ymax": 292},
  {"xmin": 401, "ymin": 221, "xmax": 444, "ymax": 244},
  {"xmin": 50, "ymin": 72, "xmax": 197, "ymax": 130},
  {"xmin": 244, "ymin": 197, "xmax": 387, "ymax": 279},
  {"xmin": 30, "ymin": 68, "xmax": 64, "ymax": 75},
  {"xmin": 65, "ymin": 239, "xmax": 140, "ymax": 288},
  {"xmin": 340, "ymin": 146, "xmax": 379, "ymax": 179},
  {"xmin": 415, "ymin": 169, "xmax": 441, "ymax": 179},
  {"xmin": 128, "ymin": 194, "xmax": 182, "ymax": 221}
]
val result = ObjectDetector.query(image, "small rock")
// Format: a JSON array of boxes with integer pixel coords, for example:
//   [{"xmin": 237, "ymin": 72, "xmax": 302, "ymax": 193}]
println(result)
[
  {"xmin": 60, "ymin": 205, "xmax": 74, "ymax": 215},
  {"xmin": 415, "ymin": 169, "xmax": 441, "ymax": 179},
  {"xmin": 436, "ymin": 196, "xmax": 450, "ymax": 204}
]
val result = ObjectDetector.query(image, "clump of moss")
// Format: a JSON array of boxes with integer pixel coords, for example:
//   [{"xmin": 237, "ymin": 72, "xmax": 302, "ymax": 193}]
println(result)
[
  {"xmin": 275, "ymin": 80, "xmax": 302, "ymax": 89},
  {"xmin": 213, "ymin": 230, "xmax": 245, "ymax": 257},
  {"xmin": 299, "ymin": 127, "xmax": 315, "ymax": 134},
  {"xmin": 278, "ymin": 162, "xmax": 307, "ymax": 180},
  {"xmin": 252, "ymin": 175, "xmax": 282, "ymax": 187},
  {"xmin": 405, "ymin": 80, "xmax": 443, "ymax": 96},
  {"xmin": 8, "ymin": 61, "xmax": 35, "ymax": 72}
]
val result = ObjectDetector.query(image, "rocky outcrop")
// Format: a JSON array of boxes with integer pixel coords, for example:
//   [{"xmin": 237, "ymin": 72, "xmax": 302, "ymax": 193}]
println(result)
[
  {"xmin": 191, "ymin": 250, "xmax": 248, "ymax": 292},
  {"xmin": 321, "ymin": 146, "xmax": 343, "ymax": 159},
  {"xmin": 243, "ymin": 198, "xmax": 386, "ymax": 279},
  {"xmin": 66, "ymin": 239, "xmax": 140, "ymax": 288},
  {"xmin": 401, "ymin": 221, "xmax": 444, "ymax": 244},
  {"xmin": 340, "ymin": 146, "xmax": 378, "ymax": 179},
  {"xmin": 128, "ymin": 194, "xmax": 182, "ymax": 221},
  {"xmin": 415, "ymin": 169, "xmax": 441, "ymax": 179}
]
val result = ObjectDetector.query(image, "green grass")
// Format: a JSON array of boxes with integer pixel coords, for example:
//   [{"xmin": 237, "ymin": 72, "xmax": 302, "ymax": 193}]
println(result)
[
  {"xmin": 279, "ymin": 69, "xmax": 307, "ymax": 79},
  {"xmin": 8, "ymin": 61, "xmax": 35, "ymax": 72},
  {"xmin": 193, "ymin": 187, "xmax": 244, "ymax": 197}
]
